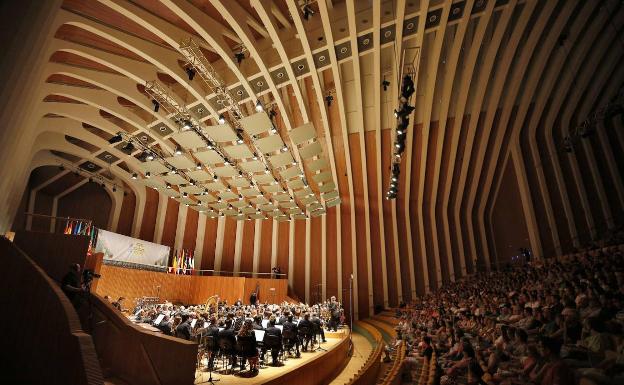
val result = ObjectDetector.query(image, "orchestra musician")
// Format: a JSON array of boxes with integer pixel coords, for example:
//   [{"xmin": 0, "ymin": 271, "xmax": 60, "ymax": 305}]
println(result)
[
  {"xmin": 175, "ymin": 313, "xmax": 192, "ymax": 340},
  {"xmin": 282, "ymin": 313, "xmax": 300, "ymax": 357},
  {"xmin": 328, "ymin": 296, "xmax": 340, "ymax": 332},
  {"xmin": 264, "ymin": 317, "xmax": 282, "ymax": 366}
]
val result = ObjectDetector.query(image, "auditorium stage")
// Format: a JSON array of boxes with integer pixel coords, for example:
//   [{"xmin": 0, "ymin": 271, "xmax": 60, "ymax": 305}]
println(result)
[{"xmin": 195, "ymin": 331, "xmax": 349, "ymax": 385}]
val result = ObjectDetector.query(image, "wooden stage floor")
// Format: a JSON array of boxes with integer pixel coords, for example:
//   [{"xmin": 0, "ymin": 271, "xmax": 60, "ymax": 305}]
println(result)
[{"xmin": 195, "ymin": 331, "xmax": 347, "ymax": 384}]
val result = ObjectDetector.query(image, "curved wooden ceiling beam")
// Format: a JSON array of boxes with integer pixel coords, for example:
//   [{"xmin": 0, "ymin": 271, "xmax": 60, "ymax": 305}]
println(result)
[
  {"xmin": 465, "ymin": 1, "xmax": 539, "ymax": 268},
  {"xmin": 431, "ymin": 0, "xmax": 475, "ymax": 282}
]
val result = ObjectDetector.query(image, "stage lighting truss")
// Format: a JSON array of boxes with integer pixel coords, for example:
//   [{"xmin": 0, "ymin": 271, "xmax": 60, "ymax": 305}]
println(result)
[{"xmin": 387, "ymin": 47, "xmax": 420, "ymax": 200}]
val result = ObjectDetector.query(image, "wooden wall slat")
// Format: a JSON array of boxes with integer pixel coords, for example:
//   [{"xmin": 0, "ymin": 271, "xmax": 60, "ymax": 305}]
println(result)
[
  {"xmin": 139, "ymin": 186, "xmax": 158, "ymax": 242},
  {"xmin": 182, "ymin": 208, "xmax": 198, "ymax": 251},
  {"xmin": 220, "ymin": 217, "xmax": 237, "ymax": 273},
  {"xmin": 116, "ymin": 189, "xmax": 135, "ymax": 236},
  {"xmin": 258, "ymin": 219, "xmax": 273, "ymax": 274},
  {"xmin": 309, "ymin": 216, "xmax": 322, "ymax": 304},
  {"xmin": 240, "ymin": 219, "xmax": 255, "ymax": 273},
  {"xmin": 381, "ymin": 129, "xmax": 398, "ymax": 306},
  {"xmin": 293, "ymin": 219, "xmax": 306, "ymax": 301},
  {"xmin": 200, "ymin": 218, "xmax": 218, "ymax": 270}
]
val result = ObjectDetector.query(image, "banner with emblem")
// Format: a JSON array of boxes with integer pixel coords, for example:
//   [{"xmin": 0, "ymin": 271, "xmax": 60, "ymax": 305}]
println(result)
[{"xmin": 94, "ymin": 229, "xmax": 170, "ymax": 268}]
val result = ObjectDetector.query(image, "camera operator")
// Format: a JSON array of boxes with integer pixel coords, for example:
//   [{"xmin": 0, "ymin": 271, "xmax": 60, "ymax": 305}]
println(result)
[{"xmin": 61, "ymin": 264, "xmax": 85, "ymax": 308}]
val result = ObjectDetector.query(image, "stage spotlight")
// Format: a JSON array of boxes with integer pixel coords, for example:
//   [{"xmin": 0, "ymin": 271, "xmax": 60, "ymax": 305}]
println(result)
[
  {"xmin": 108, "ymin": 133, "xmax": 123, "ymax": 144},
  {"xmin": 183, "ymin": 192, "xmax": 188, "ymax": 197},
  {"xmin": 113, "ymin": 186, "xmax": 117, "ymax": 192},
  {"xmin": 401, "ymin": 75, "xmax": 415, "ymax": 99},
  {"xmin": 224, "ymin": 158, "xmax": 230, "ymax": 166},
  {"xmin": 146, "ymin": 152, "xmax": 154, "ymax": 161},
  {"xmin": 395, "ymin": 141, "xmax": 405, "ymax": 154},
  {"xmin": 218, "ymin": 114, "xmax": 225, "ymax": 124},
  {"xmin": 181, "ymin": 120, "xmax": 192, "ymax": 130},
  {"xmin": 186, "ymin": 67, "xmax": 195, "ymax": 81},
  {"xmin": 131, "ymin": 173, "xmax": 138, "ymax": 180},
  {"xmin": 396, "ymin": 104, "xmax": 415, "ymax": 118},
  {"xmin": 382, "ymin": 79, "xmax": 390, "ymax": 91},
  {"xmin": 207, "ymin": 141, "xmax": 213, "ymax": 150},
  {"xmin": 170, "ymin": 169, "xmax": 177, "ymax": 175},
  {"xmin": 302, "ymin": 3, "xmax": 314, "ymax": 20},
  {"xmin": 174, "ymin": 146, "xmax": 182, "ymax": 155},
  {"xmin": 271, "ymin": 127, "xmax": 277, "ymax": 134},
  {"xmin": 213, "ymin": 174, "xmax": 218, "ymax": 181},
  {"xmin": 189, "ymin": 180, "xmax": 195, "ymax": 186},
  {"xmin": 255, "ymin": 100, "xmax": 263, "ymax": 112},
  {"xmin": 235, "ymin": 51, "xmax": 245, "ymax": 65},
  {"xmin": 152, "ymin": 99, "xmax": 160, "ymax": 112},
  {"xmin": 145, "ymin": 172, "xmax": 151, "ymax": 178},
  {"xmin": 236, "ymin": 134, "xmax": 244, "ymax": 144},
  {"xmin": 196, "ymin": 163, "xmax": 202, "ymax": 170},
  {"xmin": 166, "ymin": 183, "xmax": 171, "ymax": 189},
  {"xmin": 122, "ymin": 142, "xmax": 134, "ymax": 152},
  {"xmin": 252, "ymin": 153, "xmax": 258, "ymax": 160},
  {"xmin": 325, "ymin": 94, "xmax": 333, "ymax": 107}
]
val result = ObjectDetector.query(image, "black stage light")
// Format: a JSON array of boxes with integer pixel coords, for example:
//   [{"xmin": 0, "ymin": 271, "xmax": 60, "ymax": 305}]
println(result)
[
  {"xmin": 152, "ymin": 99, "xmax": 160, "ymax": 112},
  {"xmin": 108, "ymin": 133, "xmax": 123, "ymax": 144},
  {"xmin": 382, "ymin": 79, "xmax": 390, "ymax": 91},
  {"xmin": 325, "ymin": 94, "xmax": 334, "ymax": 107},
  {"xmin": 186, "ymin": 67, "xmax": 195, "ymax": 81},
  {"xmin": 401, "ymin": 75, "xmax": 415, "ymax": 99}
]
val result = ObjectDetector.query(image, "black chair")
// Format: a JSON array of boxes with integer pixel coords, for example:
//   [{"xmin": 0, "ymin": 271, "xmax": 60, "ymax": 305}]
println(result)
[
  {"xmin": 263, "ymin": 334, "xmax": 282, "ymax": 365},
  {"xmin": 298, "ymin": 326, "xmax": 312, "ymax": 351},
  {"xmin": 236, "ymin": 335, "xmax": 258, "ymax": 372},
  {"xmin": 282, "ymin": 329, "xmax": 297, "ymax": 358},
  {"xmin": 218, "ymin": 336, "xmax": 236, "ymax": 372}
]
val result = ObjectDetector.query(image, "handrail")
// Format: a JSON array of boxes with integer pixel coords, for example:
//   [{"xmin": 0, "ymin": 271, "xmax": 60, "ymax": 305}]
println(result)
[
  {"xmin": 347, "ymin": 321, "xmax": 384, "ymax": 385},
  {"xmin": 24, "ymin": 211, "xmax": 94, "ymax": 224}
]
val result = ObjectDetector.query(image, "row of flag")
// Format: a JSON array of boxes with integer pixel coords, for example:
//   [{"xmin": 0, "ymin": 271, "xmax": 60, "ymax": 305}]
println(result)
[
  {"xmin": 64, "ymin": 220, "xmax": 99, "ymax": 255},
  {"xmin": 169, "ymin": 249, "xmax": 195, "ymax": 275}
]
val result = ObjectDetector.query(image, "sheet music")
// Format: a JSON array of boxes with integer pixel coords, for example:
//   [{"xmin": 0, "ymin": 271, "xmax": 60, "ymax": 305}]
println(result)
[
  {"xmin": 153, "ymin": 314, "xmax": 165, "ymax": 325},
  {"xmin": 204, "ymin": 322, "xmax": 209, "ymax": 328},
  {"xmin": 191, "ymin": 319, "xmax": 197, "ymax": 328},
  {"xmin": 254, "ymin": 330, "xmax": 265, "ymax": 342},
  {"xmin": 262, "ymin": 319, "xmax": 269, "ymax": 328},
  {"xmin": 275, "ymin": 325, "xmax": 283, "ymax": 332},
  {"xmin": 218, "ymin": 327, "xmax": 224, "ymax": 332}
]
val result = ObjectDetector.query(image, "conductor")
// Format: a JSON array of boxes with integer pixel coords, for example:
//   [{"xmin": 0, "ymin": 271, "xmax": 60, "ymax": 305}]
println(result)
[{"xmin": 250, "ymin": 291, "xmax": 258, "ymax": 306}]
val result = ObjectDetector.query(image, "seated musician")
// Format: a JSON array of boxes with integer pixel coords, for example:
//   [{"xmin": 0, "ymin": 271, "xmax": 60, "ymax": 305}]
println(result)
[
  {"xmin": 156, "ymin": 314, "xmax": 173, "ymax": 335},
  {"xmin": 217, "ymin": 318, "xmax": 238, "ymax": 369},
  {"xmin": 252, "ymin": 315, "xmax": 264, "ymax": 330},
  {"xmin": 175, "ymin": 313, "xmax": 192, "ymax": 340},
  {"xmin": 282, "ymin": 313, "xmax": 301, "ymax": 358},
  {"xmin": 298, "ymin": 313, "xmax": 314, "ymax": 351},
  {"xmin": 237, "ymin": 319, "xmax": 259, "ymax": 372},
  {"xmin": 204, "ymin": 317, "xmax": 220, "ymax": 370},
  {"xmin": 311, "ymin": 312, "xmax": 327, "ymax": 343},
  {"xmin": 264, "ymin": 316, "xmax": 283, "ymax": 366}
]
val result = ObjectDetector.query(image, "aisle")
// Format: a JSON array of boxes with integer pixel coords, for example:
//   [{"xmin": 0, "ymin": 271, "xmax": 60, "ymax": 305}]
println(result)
[{"xmin": 329, "ymin": 332, "xmax": 373, "ymax": 384}]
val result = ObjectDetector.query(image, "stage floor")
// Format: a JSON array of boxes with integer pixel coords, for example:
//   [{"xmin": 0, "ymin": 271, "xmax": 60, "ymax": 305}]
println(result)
[{"xmin": 195, "ymin": 331, "xmax": 347, "ymax": 384}]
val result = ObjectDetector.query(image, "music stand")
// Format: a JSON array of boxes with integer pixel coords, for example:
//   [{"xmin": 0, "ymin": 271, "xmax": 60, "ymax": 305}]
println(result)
[{"xmin": 196, "ymin": 336, "xmax": 220, "ymax": 385}]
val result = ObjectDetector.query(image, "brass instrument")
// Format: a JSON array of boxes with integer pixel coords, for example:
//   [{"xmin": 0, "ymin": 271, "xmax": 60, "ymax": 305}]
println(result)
[{"xmin": 203, "ymin": 294, "xmax": 219, "ymax": 312}]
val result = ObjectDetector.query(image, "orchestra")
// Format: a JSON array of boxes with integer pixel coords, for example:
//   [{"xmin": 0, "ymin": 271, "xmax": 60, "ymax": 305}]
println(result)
[{"xmin": 128, "ymin": 293, "xmax": 345, "ymax": 374}]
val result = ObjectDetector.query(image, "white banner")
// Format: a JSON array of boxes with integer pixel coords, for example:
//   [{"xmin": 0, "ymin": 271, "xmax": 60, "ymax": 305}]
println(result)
[{"xmin": 95, "ymin": 229, "xmax": 169, "ymax": 268}]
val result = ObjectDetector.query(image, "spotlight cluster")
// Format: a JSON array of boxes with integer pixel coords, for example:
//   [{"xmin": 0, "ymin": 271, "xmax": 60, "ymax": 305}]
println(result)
[{"xmin": 386, "ymin": 74, "xmax": 416, "ymax": 200}]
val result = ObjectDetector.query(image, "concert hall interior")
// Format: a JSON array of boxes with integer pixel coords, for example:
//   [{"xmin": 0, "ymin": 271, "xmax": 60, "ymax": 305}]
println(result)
[{"xmin": 1, "ymin": 0, "xmax": 623, "ymax": 384}]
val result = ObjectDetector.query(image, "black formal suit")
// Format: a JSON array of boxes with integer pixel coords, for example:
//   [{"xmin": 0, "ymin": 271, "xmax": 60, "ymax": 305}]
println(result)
[
  {"xmin": 205, "ymin": 325, "xmax": 220, "ymax": 369},
  {"xmin": 311, "ymin": 316, "xmax": 326, "ymax": 343},
  {"xmin": 282, "ymin": 320, "xmax": 300, "ymax": 356},
  {"xmin": 297, "ymin": 319, "xmax": 313, "ymax": 350},
  {"xmin": 217, "ymin": 327, "xmax": 237, "ymax": 367},
  {"xmin": 175, "ymin": 320, "xmax": 192, "ymax": 340},
  {"xmin": 264, "ymin": 326, "xmax": 282, "ymax": 364}
]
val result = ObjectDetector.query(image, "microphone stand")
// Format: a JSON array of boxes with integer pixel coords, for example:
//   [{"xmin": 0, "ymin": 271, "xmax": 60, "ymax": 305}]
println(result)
[{"xmin": 349, "ymin": 274, "xmax": 354, "ymax": 356}]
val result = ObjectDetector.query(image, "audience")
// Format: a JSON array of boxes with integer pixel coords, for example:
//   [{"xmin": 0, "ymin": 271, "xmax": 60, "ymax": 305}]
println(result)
[{"xmin": 395, "ymin": 245, "xmax": 624, "ymax": 385}]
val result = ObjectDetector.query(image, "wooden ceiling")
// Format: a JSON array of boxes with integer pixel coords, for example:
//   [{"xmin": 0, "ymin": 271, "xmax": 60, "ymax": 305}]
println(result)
[{"xmin": 31, "ymin": 0, "xmax": 624, "ymax": 315}]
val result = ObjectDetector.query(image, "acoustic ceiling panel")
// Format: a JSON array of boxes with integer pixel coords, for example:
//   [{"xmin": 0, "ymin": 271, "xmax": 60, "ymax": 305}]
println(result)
[
  {"xmin": 260, "ymin": 204, "xmax": 277, "ymax": 211},
  {"xmin": 263, "ymin": 184, "xmax": 282, "ymax": 193},
  {"xmin": 195, "ymin": 149, "xmax": 223, "ymax": 165},
  {"xmin": 300, "ymin": 196, "xmax": 317, "ymax": 205},
  {"xmin": 299, "ymin": 141, "xmax": 322, "ymax": 159},
  {"xmin": 249, "ymin": 213, "xmax": 265, "ymax": 220},
  {"xmin": 196, "ymin": 194, "xmax": 216, "ymax": 203},
  {"xmin": 224, "ymin": 144, "xmax": 254, "ymax": 160},
  {"xmin": 250, "ymin": 196, "xmax": 269, "ymax": 204},
  {"xmin": 213, "ymin": 165, "xmax": 237, "ymax": 177},
  {"xmin": 230, "ymin": 200, "xmax": 247, "ymax": 208},
  {"xmin": 279, "ymin": 201, "xmax": 297, "ymax": 208},
  {"xmin": 241, "ymin": 207, "xmax": 256, "ymax": 214},
  {"xmin": 255, "ymin": 134, "xmax": 284, "ymax": 154},
  {"xmin": 325, "ymin": 198, "xmax": 341, "ymax": 208},
  {"xmin": 179, "ymin": 185, "xmax": 203, "ymax": 194},
  {"xmin": 269, "ymin": 152, "xmax": 294, "ymax": 168},
  {"xmin": 254, "ymin": 173, "xmax": 276, "ymax": 184},
  {"xmin": 161, "ymin": 189, "xmax": 179, "ymax": 198},
  {"xmin": 219, "ymin": 191, "xmax": 238, "ymax": 200},
  {"xmin": 203, "ymin": 123, "xmax": 237, "ymax": 142},
  {"xmin": 295, "ymin": 188, "xmax": 313, "ymax": 197},
  {"xmin": 280, "ymin": 166, "xmax": 302, "ymax": 180},
  {"xmin": 163, "ymin": 174, "xmax": 187, "ymax": 185},
  {"xmin": 239, "ymin": 112, "xmax": 273, "ymax": 136},
  {"xmin": 308, "ymin": 158, "xmax": 329, "ymax": 172},
  {"xmin": 241, "ymin": 188, "xmax": 261, "ymax": 197},
  {"xmin": 323, "ymin": 190, "xmax": 339, "ymax": 200},
  {"xmin": 186, "ymin": 170, "xmax": 212, "ymax": 181},
  {"xmin": 210, "ymin": 202, "xmax": 228, "ymax": 210},
  {"xmin": 228, "ymin": 177, "xmax": 250, "ymax": 188},
  {"xmin": 239, "ymin": 160, "xmax": 266, "ymax": 173},
  {"xmin": 204, "ymin": 181, "xmax": 226, "ymax": 191},
  {"xmin": 287, "ymin": 178, "xmax": 305, "ymax": 189},
  {"xmin": 170, "ymin": 130, "xmax": 205, "ymax": 150},
  {"xmin": 165, "ymin": 155, "xmax": 195, "ymax": 170},
  {"xmin": 140, "ymin": 160, "xmax": 169, "ymax": 174},
  {"xmin": 319, "ymin": 181, "xmax": 336, "ymax": 193},
  {"xmin": 140, "ymin": 178, "xmax": 165, "ymax": 190},
  {"xmin": 312, "ymin": 171, "xmax": 333, "ymax": 184},
  {"xmin": 311, "ymin": 208, "xmax": 326, "ymax": 217},
  {"xmin": 289, "ymin": 122, "xmax": 316, "ymax": 145}
]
